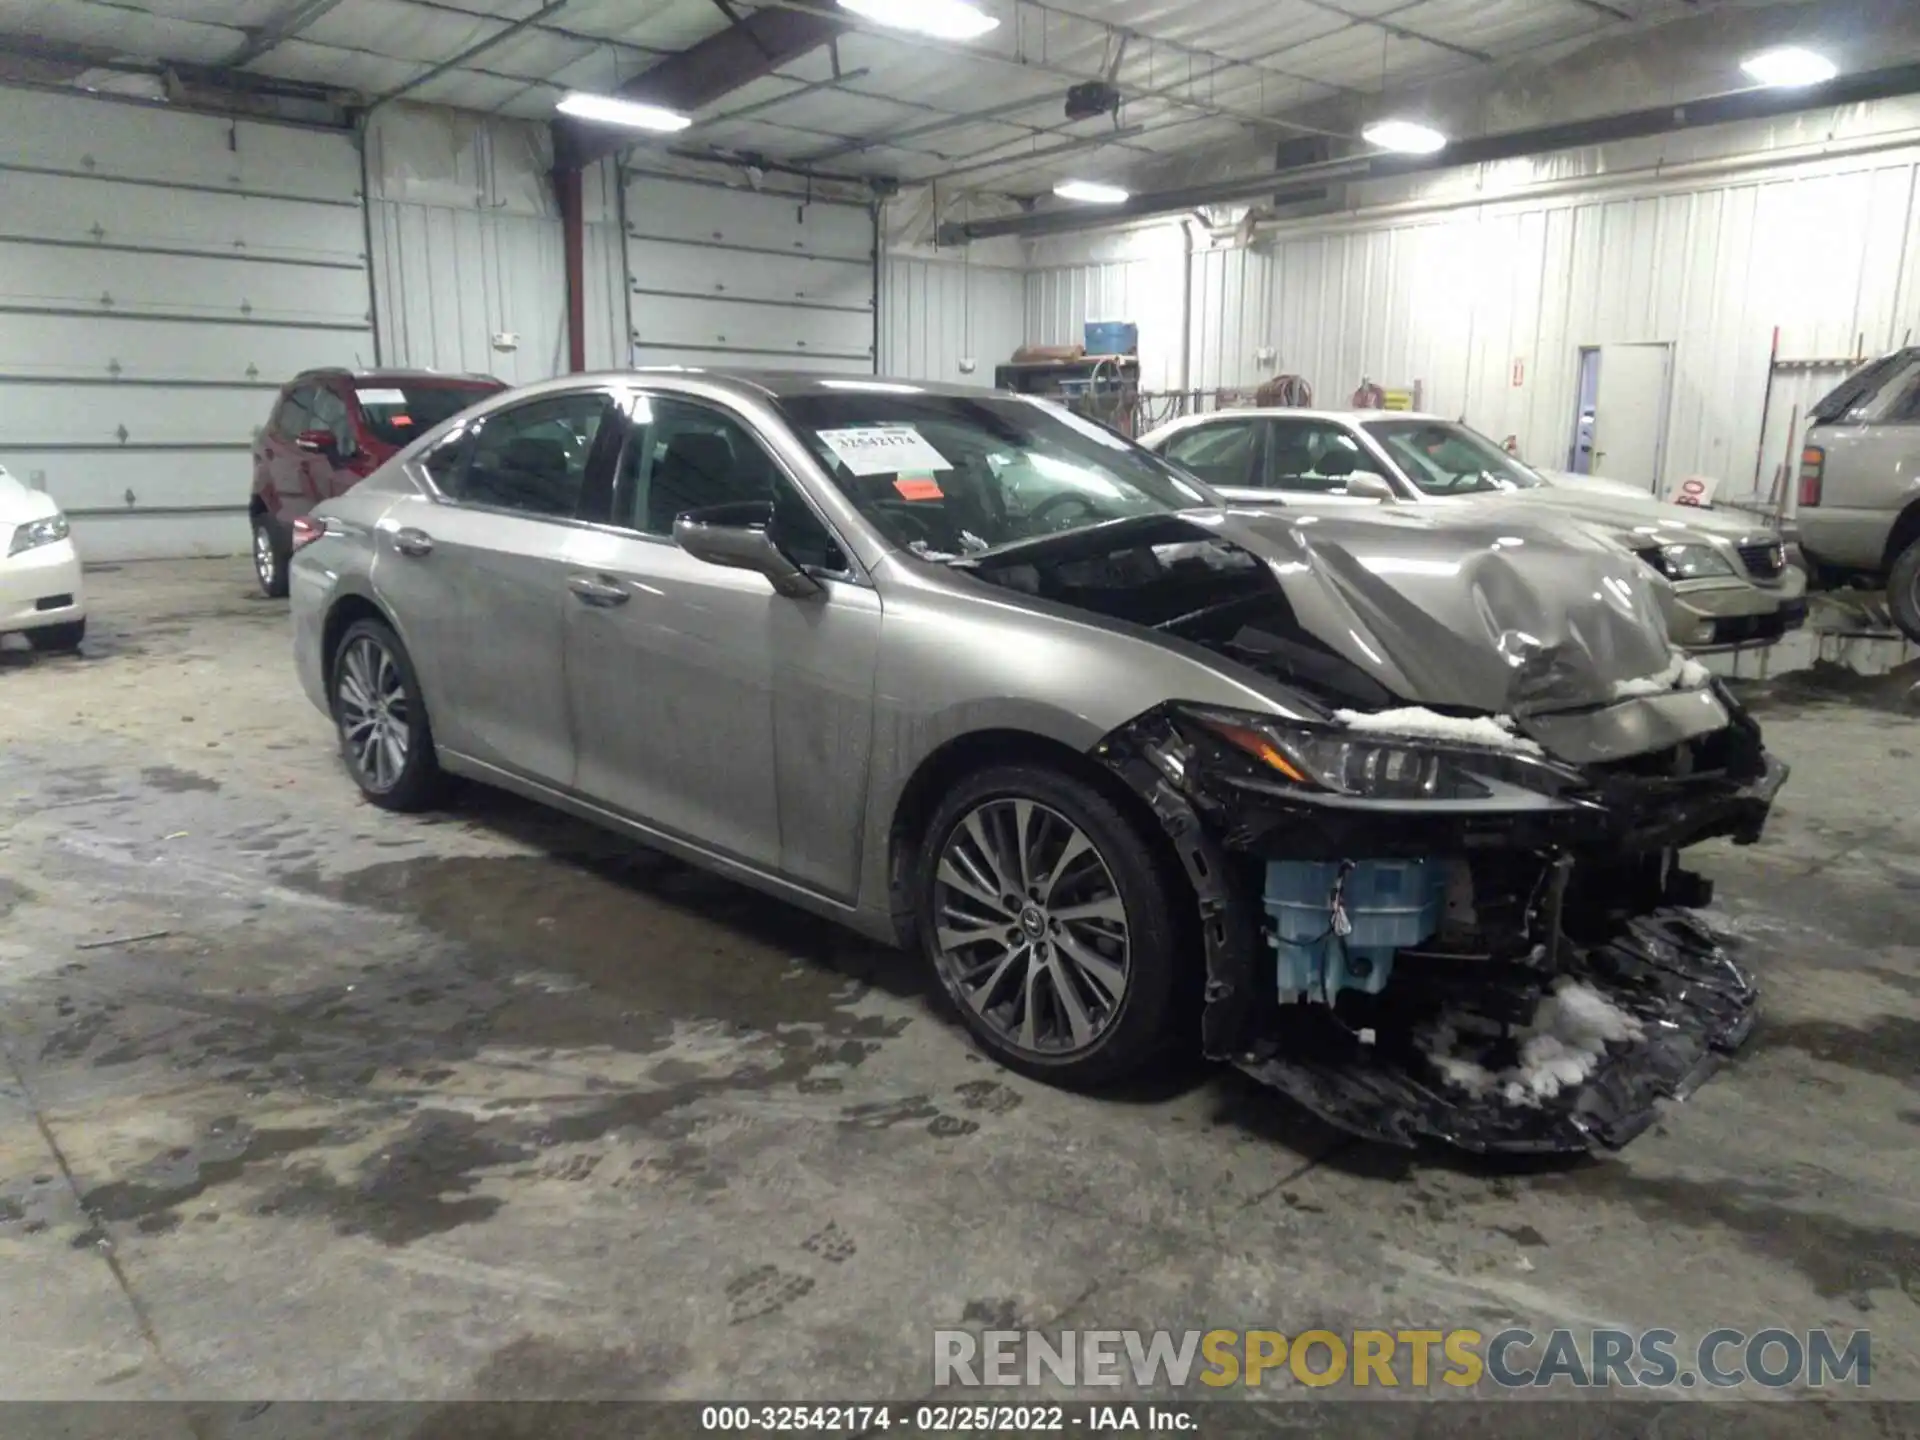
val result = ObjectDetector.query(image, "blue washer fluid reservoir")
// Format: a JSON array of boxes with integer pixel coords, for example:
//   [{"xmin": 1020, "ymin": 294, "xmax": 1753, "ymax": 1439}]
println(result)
[{"xmin": 1263, "ymin": 859, "xmax": 1445, "ymax": 1005}]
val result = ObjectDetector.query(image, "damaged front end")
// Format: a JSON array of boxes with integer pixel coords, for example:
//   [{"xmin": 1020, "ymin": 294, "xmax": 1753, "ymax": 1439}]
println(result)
[
  {"xmin": 1094, "ymin": 697, "xmax": 1783, "ymax": 1153},
  {"xmin": 959, "ymin": 509, "xmax": 1785, "ymax": 1154}
]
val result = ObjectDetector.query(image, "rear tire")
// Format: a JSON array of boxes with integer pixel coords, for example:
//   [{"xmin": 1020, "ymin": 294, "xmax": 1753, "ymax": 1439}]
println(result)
[
  {"xmin": 329, "ymin": 617, "xmax": 446, "ymax": 812},
  {"xmin": 914, "ymin": 763, "xmax": 1186, "ymax": 1088},
  {"xmin": 1889, "ymin": 539, "xmax": 1920, "ymax": 643},
  {"xmin": 254, "ymin": 516, "xmax": 290, "ymax": 599},
  {"xmin": 25, "ymin": 619, "xmax": 85, "ymax": 653}
]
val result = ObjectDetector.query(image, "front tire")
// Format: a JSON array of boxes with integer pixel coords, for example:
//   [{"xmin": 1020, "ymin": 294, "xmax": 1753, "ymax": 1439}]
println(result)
[
  {"xmin": 25, "ymin": 619, "xmax": 85, "ymax": 652},
  {"xmin": 914, "ymin": 764, "xmax": 1186, "ymax": 1087},
  {"xmin": 329, "ymin": 618, "xmax": 446, "ymax": 812},
  {"xmin": 1888, "ymin": 539, "xmax": 1920, "ymax": 643}
]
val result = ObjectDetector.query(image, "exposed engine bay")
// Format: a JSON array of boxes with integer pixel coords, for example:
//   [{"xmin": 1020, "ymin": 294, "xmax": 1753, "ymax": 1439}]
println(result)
[{"xmin": 959, "ymin": 514, "xmax": 1786, "ymax": 1153}]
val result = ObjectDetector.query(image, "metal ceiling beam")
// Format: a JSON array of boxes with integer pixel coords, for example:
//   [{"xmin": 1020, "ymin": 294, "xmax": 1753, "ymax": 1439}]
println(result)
[
  {"xmin": 389, "ymin": 0, "xmax": 669, "ymax": 62},
  {"xmin": 555, "ymin": 3, "xmax": 847, "ymax": 170},
  {"xmin": 223, "ymin": 0, "xmax": 352, "ymax": 68},
  {"xmin": 940, "ymin": 58, "xmax": 1920, "ymax": 243},
  {"xmin": 368, "ymin": 0, "xmax": 572, "ymax": 110},
  {"xmin": 916, "ymin": 123, "xmax": 1148, "ymax": 184},
  {"xmin": 1295, "ymin": 0, "xmax": 1495, "ymax": 66},
  {"xmin": 752, "ymin": 0, "xmax": 1355, "ymax": 143}
]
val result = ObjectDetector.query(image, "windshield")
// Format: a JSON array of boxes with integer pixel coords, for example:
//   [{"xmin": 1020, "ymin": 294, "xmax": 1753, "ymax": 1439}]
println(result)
[
  {"xmin": 1364, "ymin": 419, "xmax": 1545, "ymax": 495},
  {"xmin": 774, "ymin": 390, "xmax": 1213, "ymax": 557},
  {"xmin": 354, "ymin": 383, "xmax": 500, "ymax": 448}
]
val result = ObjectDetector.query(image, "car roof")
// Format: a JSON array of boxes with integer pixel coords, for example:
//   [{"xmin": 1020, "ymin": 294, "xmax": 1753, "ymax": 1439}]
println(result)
[
  {"xmin": 1158, "ymin": 408, "xmax": 1445, "ymax": 426},
  {"xmin": 292, "ymin": 368, "xmax": 504, "ymax": 386}
]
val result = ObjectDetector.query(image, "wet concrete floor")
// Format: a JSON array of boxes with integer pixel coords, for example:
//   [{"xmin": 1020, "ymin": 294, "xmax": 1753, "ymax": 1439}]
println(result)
[{"xmin": 0, "ymin": 561, "xmax": 1916, "ymax": 1411}]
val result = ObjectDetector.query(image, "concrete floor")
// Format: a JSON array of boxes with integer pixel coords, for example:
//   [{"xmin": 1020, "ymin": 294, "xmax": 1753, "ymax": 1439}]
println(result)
[{"xmin": 1, "ymin": 560, "xmax": 1917, "ymax": 1410}]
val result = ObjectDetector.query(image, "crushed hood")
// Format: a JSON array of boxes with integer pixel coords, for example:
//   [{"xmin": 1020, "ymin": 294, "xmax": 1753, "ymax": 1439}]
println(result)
[
  {"xmin": 1207, "ymin": 502, "xmax": 1677, "ymax": 714},
  {"xmin": 962, "ymin": 506, "xmax": 1684, "ymax": 720}
]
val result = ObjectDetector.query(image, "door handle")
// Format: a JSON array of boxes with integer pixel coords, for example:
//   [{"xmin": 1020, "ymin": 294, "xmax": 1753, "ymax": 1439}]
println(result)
[
  {"xmin": 393, "ymin": 527, "xmax": 435, "ymax": 558},
  {"xmin": 567, "ymin": 575, "xmax": 630, "ymax": 607}
]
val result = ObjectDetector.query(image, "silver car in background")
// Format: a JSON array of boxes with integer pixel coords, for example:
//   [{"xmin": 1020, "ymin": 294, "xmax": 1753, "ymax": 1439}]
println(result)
[
  {"xmin": 290, "ymin": 371, "xmax": 1784, "ymax": 1153},
  {"xmin": 1140, "ymin": 410, "xmax": 1807, "ymax": 653}
]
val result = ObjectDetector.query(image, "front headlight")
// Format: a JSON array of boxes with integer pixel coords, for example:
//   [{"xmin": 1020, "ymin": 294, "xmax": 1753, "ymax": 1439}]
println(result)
[
  {"xmin": 1182, "ymin": 708, "xmax": 1577, "ymax": 802},
  {"xmin": 7, "ymin": 513, "xmax": 69, "ymax": 558},
  {"xmin": 1637, "ymin": 542, "xmax": 1735, "ymax": 580}
]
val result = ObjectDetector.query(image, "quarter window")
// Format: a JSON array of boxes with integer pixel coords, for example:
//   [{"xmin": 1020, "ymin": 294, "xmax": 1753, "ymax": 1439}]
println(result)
[{"xmin": 456, "ymin": 393, "xmax": 614, "ymax": 518}]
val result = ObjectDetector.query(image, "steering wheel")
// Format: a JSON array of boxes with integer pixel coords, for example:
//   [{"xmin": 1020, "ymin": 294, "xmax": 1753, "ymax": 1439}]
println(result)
[{"xmin": 1028, "ymin": 491, "xmax": 1107, "ymax": 531}]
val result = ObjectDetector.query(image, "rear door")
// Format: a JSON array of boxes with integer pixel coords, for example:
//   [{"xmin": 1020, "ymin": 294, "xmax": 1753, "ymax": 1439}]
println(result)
[
  {"xmin": 307, "ymin": 383, "xmax": 360, "ymax": 499},
  {"xmin": 261, "ymin": 384, "xmax": 320, "ymax": 523},
  {"xmin": 372, "ymin": 388, "xmax": 623, "ymax": 788}
]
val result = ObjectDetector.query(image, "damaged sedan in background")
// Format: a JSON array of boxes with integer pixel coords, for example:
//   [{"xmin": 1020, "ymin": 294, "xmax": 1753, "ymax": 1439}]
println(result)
[{"xmin": 291, "ymin": 373, "xmax": 1784, "ymax": 1158}]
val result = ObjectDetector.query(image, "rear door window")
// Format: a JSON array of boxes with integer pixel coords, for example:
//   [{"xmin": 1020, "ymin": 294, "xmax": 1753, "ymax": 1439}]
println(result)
[
  {"xmin": 455, "ymin": 392, "xmax": 617, "ymax": 519},
  {"xmin": 309, "ymin": 386, "xmax": 354, "ymax": 454},
  {"xmin": 1264, "ymin": 420, "xmax": 1378, "ymax": 493},
  {"xmin": 273, "ymin": 386, "xmax": 318, "ymax": 439}
]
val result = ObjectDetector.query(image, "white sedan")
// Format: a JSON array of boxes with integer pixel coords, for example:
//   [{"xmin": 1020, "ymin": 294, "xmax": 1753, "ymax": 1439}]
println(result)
[{"xmin": 0, "ymin": 463, "xmax": 85, "ymax": 651}]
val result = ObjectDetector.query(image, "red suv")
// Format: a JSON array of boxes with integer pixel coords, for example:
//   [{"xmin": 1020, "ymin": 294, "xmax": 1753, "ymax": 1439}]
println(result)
[{"xmin": 249, "ymin": 368, "xmax": 504, "ymax": 596}]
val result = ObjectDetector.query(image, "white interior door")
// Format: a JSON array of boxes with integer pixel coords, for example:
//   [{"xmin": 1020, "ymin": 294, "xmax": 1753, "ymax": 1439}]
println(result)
[{"xmin": 1590, "ymin": 343, "xmax": 1673, "ymax": 494}]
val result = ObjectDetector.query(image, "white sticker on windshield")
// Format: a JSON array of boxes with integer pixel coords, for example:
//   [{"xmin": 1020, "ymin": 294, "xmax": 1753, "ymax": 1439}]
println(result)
[
  {"xmin": 816, "ymin": 425, "xmax": 952, "ymax": 477},
  {"xmin": 356, "ymin": 388, "xmax": 408, "ymax": 406}
]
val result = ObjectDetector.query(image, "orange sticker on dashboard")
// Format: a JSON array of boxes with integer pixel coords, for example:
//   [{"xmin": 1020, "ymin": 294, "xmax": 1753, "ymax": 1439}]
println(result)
[{"xmin": 893, "ymin": 476, "xmax": 943, "ymax": 501}]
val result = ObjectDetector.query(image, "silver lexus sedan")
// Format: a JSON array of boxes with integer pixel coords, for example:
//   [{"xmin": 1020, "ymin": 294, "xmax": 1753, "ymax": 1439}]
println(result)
[{"xmin": 290, "ymin": 370, "xmax": 1786, "ymax": 1153}]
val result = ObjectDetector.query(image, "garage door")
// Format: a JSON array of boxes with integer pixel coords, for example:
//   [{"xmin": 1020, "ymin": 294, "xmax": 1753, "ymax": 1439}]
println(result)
[
  {"xmin": 623, "ymin": 170, "xmax": 875, "ymax": 375},
  {"xmin": 0, "ymin": 86, "xmax": 373, "ymax": 561}
]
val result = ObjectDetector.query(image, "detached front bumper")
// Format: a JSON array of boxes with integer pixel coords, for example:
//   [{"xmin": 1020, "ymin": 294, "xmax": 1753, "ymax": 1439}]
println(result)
[{"xmin": 1096, "ymin": 699, "xmax": 1784, "ymax": 1154}]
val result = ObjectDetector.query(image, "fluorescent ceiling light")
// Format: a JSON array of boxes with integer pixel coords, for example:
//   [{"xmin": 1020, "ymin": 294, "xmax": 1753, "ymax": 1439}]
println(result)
[
  {"xmin": 838, "ymin": 0, "xmax": 1000, "ymax": 41},
  {"xmin": 556, "ymin": 92, "xmax": 692, "ymax": 133},
  {"xmin": 1362, "ymin": 119, "xmax": 1447, "ymax": 155},
  {"xmin": 1740, "ymin": 46, "xmax": 1838, "ymax": 88},
  {"xmin": 821, "ymin": 380, "xmax": 925, "ymax": 393},
  {"xmin": 1055, "ymin": 180, "xmax": 1130, "ymax": 204}
]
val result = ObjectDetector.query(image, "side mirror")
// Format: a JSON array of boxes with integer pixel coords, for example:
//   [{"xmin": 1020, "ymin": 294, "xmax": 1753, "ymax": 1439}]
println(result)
[
  {"xmin": 296, "ymin": 428, "xmax": 339, "ymax": 458},
  {"xmin": 673, "ymin": 502, "xmax": 822, "ymax": 600},
  {"xmin": 1343, "ymin": 471, "xmax": 1397, "ymax": 502}
]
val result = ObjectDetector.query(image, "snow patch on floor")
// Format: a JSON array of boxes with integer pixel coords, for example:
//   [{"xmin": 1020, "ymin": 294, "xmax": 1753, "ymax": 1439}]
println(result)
[
  {"xmin": 1331, "ymin": 707, "xmax": 1545, "ymax": 755},
  {"xmin": 1422, "ymin": 979, "xmax": 1646, "ymax": 1108}
]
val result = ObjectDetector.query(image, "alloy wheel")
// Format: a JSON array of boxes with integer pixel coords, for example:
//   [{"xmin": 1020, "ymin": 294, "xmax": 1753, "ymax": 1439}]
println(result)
[
  {"xmin": 932, "ymin": 798, "xmax": 1131, "ymax": 1057},
  {"xmin": 254, "ymin": 526, "xmax": 276, "ymax": 589},
  {"xmin": 335, "ymin": 635, "xmax": 411, "ymax": 792}
]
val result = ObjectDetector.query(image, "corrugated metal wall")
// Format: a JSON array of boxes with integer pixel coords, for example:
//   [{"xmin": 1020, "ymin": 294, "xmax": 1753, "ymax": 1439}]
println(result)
[
  {"xmin": 366, "ymin": 107, "xmax": 625, "ymax": 382},
  {"xmin": 879, "ymin": 256, "xmax": 1025, "ymax": 385},
  {"xmin": 1029, "ymin": 105, "xmax": 1920, "ymax": 505},
  {"xmin": 1024, "ymin": 244, "xmax": 1189, "ymax": 391},
  {"xmin": 1225, "ymin": 158, "xmax": 1920, "ymax": 502}
]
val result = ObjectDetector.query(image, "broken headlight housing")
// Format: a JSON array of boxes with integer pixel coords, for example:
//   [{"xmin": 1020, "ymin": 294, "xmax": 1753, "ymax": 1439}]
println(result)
[{"xmin": 1180, "ymin": 706, "xmax": 1581, "ymax": 803}]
